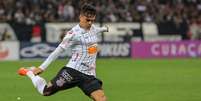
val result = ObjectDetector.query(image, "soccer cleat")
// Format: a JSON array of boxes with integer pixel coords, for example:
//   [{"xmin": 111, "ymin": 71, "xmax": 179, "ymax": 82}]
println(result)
[{"xmin": 18, "ymin": 68, "xmax": 28, "ymax": 76}]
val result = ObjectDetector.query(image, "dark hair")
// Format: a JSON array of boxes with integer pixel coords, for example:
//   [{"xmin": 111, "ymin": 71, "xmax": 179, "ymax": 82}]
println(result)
[{"xmin": 80, "ymin": 4, "xmax": 96, "ymax": 17}]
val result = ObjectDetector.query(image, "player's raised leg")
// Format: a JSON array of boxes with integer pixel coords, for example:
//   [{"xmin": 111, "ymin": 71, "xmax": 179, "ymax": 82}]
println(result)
[
  {"xmin": 18, "ymin": 67, "xmax": 76, "ymax": 96},
  {"xmin": 91, "ymin": 89, "xmax": 107, "ymax": 101},
  {"xmin": 18, "ymin": 67, "xmax": 47, "ymax": 95}
]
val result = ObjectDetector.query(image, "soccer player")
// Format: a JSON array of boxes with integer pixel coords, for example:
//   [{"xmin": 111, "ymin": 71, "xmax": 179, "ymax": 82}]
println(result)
[{"xmin": 18, "ymin": 4, "xmax": 108, "ymax": 101}]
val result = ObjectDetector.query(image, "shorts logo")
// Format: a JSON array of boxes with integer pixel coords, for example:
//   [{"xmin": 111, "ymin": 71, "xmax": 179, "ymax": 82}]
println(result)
[
  {"xmin": 61, "ymin": 71, "xmax": 73, "ymax": 82},
  {"xmin": 56, "ymin": 71, "xmax": 73, "ymax": 87},
  {"xmin": 56, "ymin": 77, "xmax": 65, "ymax": 87}
]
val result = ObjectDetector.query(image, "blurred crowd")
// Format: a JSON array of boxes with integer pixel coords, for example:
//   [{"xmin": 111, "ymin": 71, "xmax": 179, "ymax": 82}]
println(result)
[
  {"xmin": 0, "ymin": 0, "xmax": 200, "ymax": 23},
  {"xmin": 0, "ymin": 0, "xmax": 201, "ymax": 41}
]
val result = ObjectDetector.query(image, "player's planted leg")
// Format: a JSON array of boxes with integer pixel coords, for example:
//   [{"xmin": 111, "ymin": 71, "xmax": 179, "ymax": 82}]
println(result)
[{"xmin": 91, "ymin": 89, "xmax": 107, "ymax": 101}]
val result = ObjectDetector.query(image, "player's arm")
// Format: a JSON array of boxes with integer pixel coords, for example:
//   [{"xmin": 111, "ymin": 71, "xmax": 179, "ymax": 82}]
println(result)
[
  {"xmin": 33, "ymin": 31, "xmax": 74, "ymax": 75},
  {"xmin": 32, "ymin": 46, "xmax": 64, "ymax": 75},
  {"xmin": 96, "ymin": 25, "xmax": 109, "ymax": 33}
]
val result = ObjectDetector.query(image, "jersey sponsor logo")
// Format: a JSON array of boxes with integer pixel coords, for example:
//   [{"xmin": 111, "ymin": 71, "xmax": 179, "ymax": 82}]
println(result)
[{"xmin": 87, "ymin": 44, "xmax": 98, "ymax": 55}]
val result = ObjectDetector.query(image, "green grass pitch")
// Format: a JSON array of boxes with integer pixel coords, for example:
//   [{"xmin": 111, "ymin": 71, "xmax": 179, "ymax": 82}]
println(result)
[{"xmin": 0, "ymin": 58, "xmax": 201, "ymax": 101}]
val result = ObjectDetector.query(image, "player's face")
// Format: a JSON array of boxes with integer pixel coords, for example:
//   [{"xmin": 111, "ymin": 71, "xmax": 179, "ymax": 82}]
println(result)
[{"xmin": 79, "ymin": 14, "xmax": 96, "ymax": 30}]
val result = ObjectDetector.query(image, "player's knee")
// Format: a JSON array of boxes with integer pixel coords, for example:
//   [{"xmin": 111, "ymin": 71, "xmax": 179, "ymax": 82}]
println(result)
[
  {"xmin": 93, "ymin": 95, "xmax": 107, "ymax": 101},
  {"xmin": 43, "ymin": 91, "xmax": 52, "ymax": 96},
  {"xmin": 42, "ymin": 84, "xmax": 56, "ymax": 96},
  {"xmin": 102, "ymin": 95, "xmax": 107, "ymax": 101},
  {"xmin": 43, "ymin": 93, "xmax": 51, "ymax": 96},
  {"xmin": 91, "ymin": 90, "xmax": 107, "ymax": 101},
  {"xmin": 100, "ymin": 95, "xmax": 107, "ymax": 101},
  {"xmin": 43, "ymin": 87, "xmax": 53, "ymax": 96}
]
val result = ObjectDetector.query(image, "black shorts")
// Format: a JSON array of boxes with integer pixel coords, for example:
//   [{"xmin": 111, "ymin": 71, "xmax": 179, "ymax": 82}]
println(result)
[{"xmin": 49, "ymin": 67, "xmax": 103, "ymax": 96}]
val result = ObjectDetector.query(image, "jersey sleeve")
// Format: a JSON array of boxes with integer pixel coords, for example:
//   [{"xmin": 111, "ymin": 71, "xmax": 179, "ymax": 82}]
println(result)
[
  {"xmin": 58, "ymin": 30, "xmax": 75, "ymax": 50},
  {"xmin": 39, "ymin": 46, "xmax": 64, "ymax": 70},
  {"xmin": 39, "ymin": 30, "xmax": 75, "ymax": 71},
  {"xmin": 95, "ymin": 25, "xmax": 109, "ymax": 34}
]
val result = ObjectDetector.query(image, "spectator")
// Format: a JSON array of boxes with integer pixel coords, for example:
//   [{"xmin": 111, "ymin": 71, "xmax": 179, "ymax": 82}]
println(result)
[
  {"xmin": 1, "ymin": 29, "xmax": 11, "ymax": 41},
  {"xmin": 189, "ymin": 16, "xmax": 201, "ymax": 40},
  {"xmin": 63, "ymin": 1, "xmax": 74, "ymax": 21},
  {"xmin": 0, "ymin": 0, "xmax": 201, "ymax": 41},
  {"xmin": 0, "ymin": 0, "xmax": 200, "ymax": 23},
  {"xmin": 14, "ymin": 9, "xmax": 25, "ymax": 23},
  {"xmin": 31, "ymin": 23, "xmax": 42, "ymax": 42}
]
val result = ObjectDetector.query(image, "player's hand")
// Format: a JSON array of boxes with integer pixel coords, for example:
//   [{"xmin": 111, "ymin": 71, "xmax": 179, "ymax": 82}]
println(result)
[
  {"xmin": 105, "ymin": 25, "xmax": 109, "ymax": 32},
  {"xmin": 32, "ymin": 67, "xmax": 43, "ymax": 75}
]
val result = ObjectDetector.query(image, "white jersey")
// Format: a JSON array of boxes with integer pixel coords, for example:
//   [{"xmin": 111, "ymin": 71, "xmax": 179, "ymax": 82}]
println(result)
[{"xmin": 39, "ymin": 24, "xmax": 107, "ymax": 76}]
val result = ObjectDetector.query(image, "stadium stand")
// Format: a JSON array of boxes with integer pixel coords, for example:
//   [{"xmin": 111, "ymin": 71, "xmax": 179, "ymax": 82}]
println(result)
[{"xmin": 0, "ymin": 0, "xmax": 201, "ymax": 41}]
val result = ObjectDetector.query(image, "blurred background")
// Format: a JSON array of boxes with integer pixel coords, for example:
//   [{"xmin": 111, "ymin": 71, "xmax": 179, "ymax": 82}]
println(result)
[
  {"xmin": 0, "ymin": 0, "xmax": 201, "ymax": 101},
  {"xmin": 0, "ymin": 0, "xmax": 201, "ymax": 59}
]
